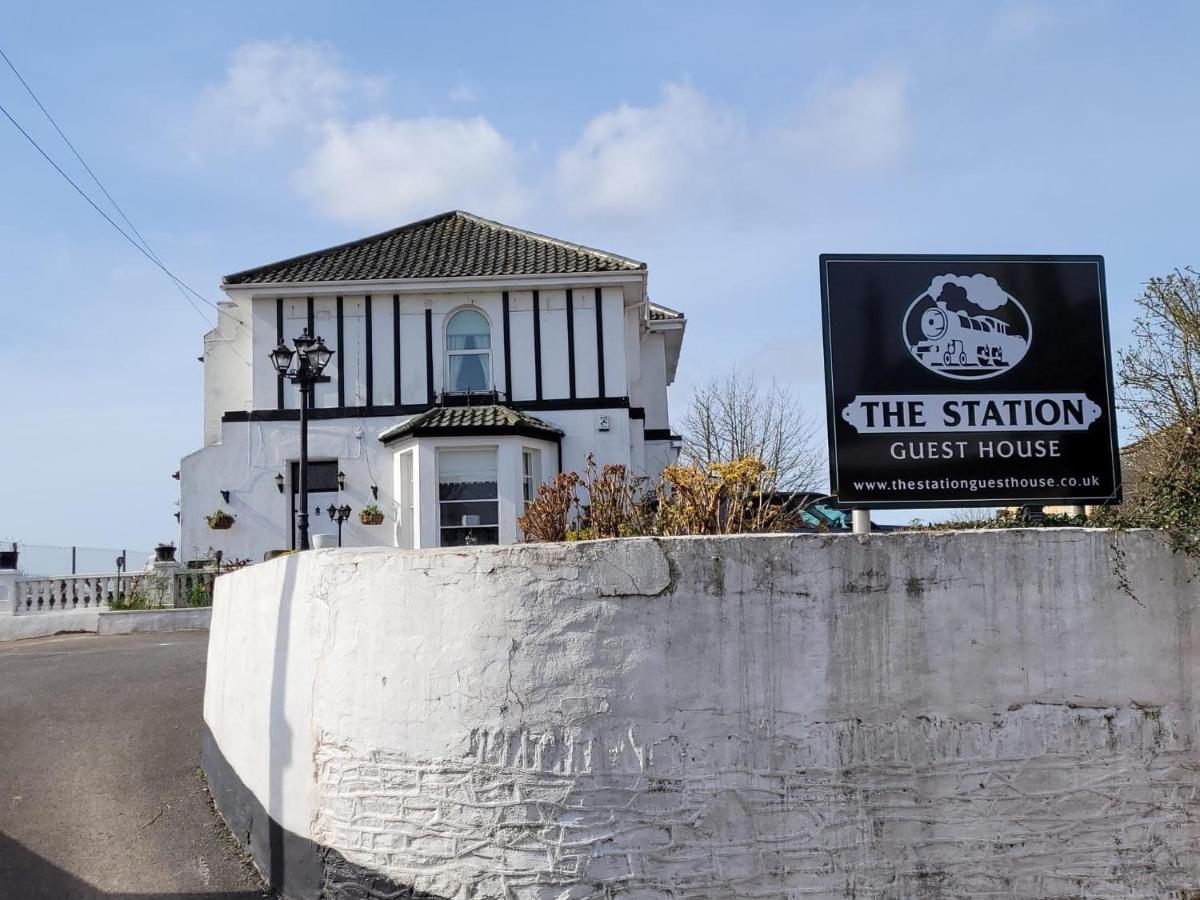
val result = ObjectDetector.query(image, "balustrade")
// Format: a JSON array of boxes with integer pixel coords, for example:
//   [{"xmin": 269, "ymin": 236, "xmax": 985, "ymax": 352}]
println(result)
[{"xmin": 13, "ymin": 568, "xmax": 219, "ymax": 615}]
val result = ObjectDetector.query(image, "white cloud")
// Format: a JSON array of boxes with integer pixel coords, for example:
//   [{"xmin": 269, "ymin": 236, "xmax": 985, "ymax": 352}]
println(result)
[
  {"xmin": 296, "ymin": 116, "xmax": 527, "ymax": 226},
  {"xmin": 190, "ymin": 40, "xmax": 911, "ymax": 229},
  {"xmin": 189, "ymin": 38, "xmax": 377, "ymax": 155},
  {"xmin": 554, "ymin": 71, "xmax": 909, "ymax": 219},
  {"xmin": 555, "ymin": 83, "xmax": 744, "ymax": 218},
  {"xmin": 775, "ymin": 67, "xmax": 910, "ymax": 173}
]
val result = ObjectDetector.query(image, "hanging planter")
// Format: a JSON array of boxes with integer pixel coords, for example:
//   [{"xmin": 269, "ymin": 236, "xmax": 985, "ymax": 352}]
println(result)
[
  {"xmin": 359, "ymin": 504, "xmax": 385, "ymax": 526},
  {"xmin": 207, "ymin": 510, "xmax": 235, "ymax": 530}
]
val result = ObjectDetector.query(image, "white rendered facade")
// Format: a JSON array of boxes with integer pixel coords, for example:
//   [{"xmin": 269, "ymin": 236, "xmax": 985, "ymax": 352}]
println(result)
[{"xmin": 179, "ymin": 216, "xmax": 685, "ymax": 561}]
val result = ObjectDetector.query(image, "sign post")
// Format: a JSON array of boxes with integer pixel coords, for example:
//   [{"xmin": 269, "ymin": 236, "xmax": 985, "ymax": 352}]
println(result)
[{"xmin": 820, "ymin": 255, "xmax": 1121, "ymax": 510}]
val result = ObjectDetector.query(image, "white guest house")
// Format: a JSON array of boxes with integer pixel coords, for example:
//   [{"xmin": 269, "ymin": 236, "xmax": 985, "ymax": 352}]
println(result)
[{"xmin": 179, "ymin": 211, "xmax": 686, "ymax": 560}]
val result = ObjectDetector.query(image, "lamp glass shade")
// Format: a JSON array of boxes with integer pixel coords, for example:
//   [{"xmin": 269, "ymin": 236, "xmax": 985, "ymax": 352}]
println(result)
[
  {"xmin": 292, "ymin": 329, "xmax": 316, "ymax": 357},
  {"xmin": 274, "ymin": 473, "xmax": 285, "ymax": 492},
  {"xmin": 308, "ymin": 337, "xmax": 334, "ymax": 375},
  {"xmin": 269, "ymin": 342, "xmax": 295, "ymax": 375},
  {"xmin": 337, "ymin": 470, "xmax": 346, "ymax": 490},
  {"xmin": 327, "ymin": 503, "xmax": 337, "ymax": 520}
]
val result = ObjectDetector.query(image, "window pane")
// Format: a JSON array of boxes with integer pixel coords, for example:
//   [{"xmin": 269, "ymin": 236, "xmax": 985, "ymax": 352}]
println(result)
[
  {"xmin": 291, "ymin": 460, "xmax": 339, "ymax": 493},
  {"xmin": 439, "ymin": 500, "xmax": 500, "ymax": 527},
  {"xmin": 446, "ymin": 309, "xmax": 490, "ymax": 350},
  {"xmin": 440, "ymin": 526, "xmax": 499, "ymax": 547},
  {"xmin": 448, "ymin": 352, "xmax": 490, "ymax": 392},
  {"xmin": 439, "ymin": 450, "xmax": 498, "ymax": 547}
]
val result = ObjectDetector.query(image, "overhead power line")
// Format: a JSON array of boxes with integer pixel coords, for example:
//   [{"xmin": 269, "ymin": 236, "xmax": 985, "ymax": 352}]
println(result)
[{"xmin": 0, "ymin": 46, "xmax": 245, "ymax": 334}]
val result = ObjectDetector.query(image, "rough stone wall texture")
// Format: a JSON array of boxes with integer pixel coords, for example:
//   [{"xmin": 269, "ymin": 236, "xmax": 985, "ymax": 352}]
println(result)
[{"xmin": 204, "ymin": 531, "xmax": 1200, "ymax": 899}]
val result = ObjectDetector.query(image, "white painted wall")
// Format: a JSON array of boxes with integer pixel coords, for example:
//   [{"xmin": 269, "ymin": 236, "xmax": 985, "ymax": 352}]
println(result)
[
  {"xmin": 187, "ymin": 276, "xmax": 683, "ymax": 562},
  {"xmin": 180, "ymin": 417, "xmax": 398, "ymax": 562},
  {"xmin": 204, "ymin": 530, "xmax": 1200, "ymax": 898}
]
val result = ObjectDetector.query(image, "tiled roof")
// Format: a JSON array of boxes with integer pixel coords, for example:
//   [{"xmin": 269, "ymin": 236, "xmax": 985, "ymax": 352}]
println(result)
[
  {"xmin": 378, "ymin": 403, "xmax": 564, "ymax": 445},
  {"xmin": 223, "ymin": 211, "xmax": 646, "ymax": 285},
  {"xmin": 648, "ymin": 301, "xmax": 685, "ymax": 321}
]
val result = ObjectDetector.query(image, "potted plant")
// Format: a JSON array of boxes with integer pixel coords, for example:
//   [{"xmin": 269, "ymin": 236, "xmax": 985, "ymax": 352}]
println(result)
[
  {"xmin": 207, "ymin": 509, "xmax": 235, "ymax": 530},
  {"xmin": 359, "ymin": 503, "xmax": 385, "ymax": 526},
  {"xmin": 154, "ymin": 543, "xmax": 177, "ymax": 563}
]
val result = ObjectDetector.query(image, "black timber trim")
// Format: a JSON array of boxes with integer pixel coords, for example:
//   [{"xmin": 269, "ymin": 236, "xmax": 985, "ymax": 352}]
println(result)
[
  {"xmin": 335, "ymin": 296, "xmax": 345, "ymax": 407},
  {"xmin": 275, "ymin": 298, "xmax": 284, "ymax": 409},
  {"xmin": 392, "ymin": 294, "xmax": 401, "ymax": 406},
  {"xmin": 364, "ymin": 294, "xmax": 374, "ymax": 407},
  {"xmin": 306, "ymin": 296, "xmax": 314, "ymax": 335},
  {"xmin": 424, "ymin": 308, "xmax": 435, "ymax": 405},
  {"xmin": 502, "ymin": 291, "xmax": 512, "ymax": 399},
  {"xmin": 221, "ymin": 396, "xmax": 632, "ymax": 423},
  {"xmin": 381, "ymin": 423, "xmax": 563, "ymax": 446},
  {"xmin": 595, "ymin": 287, "xmax": 605, "ymax": 398},
  {"xmin": 629, "ymin": 406, "xmax": 646, "ymax": 420},
  {"xmin": 566, "ymin": 288, "xmax": 576, "ymax": 399},
  {"xmin": 514, "ymin": 396, "xmax": 629, "ymax": 411},
  {"xmin": 644, "ymin": 428, "xmax": 681, "ymax": 442},
  {"xmin": 532, "ymin": 290, "xmax": 543, "ymax": 400}
]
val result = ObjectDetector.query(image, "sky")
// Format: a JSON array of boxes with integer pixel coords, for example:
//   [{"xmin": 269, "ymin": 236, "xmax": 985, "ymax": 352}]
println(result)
[{"xmin": 2, "ymin": 1, "xmax": 1199, "ymax": 551}]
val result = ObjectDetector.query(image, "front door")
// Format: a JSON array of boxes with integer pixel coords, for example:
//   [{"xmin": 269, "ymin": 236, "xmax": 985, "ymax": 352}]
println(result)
[{"xmin": 289, "ymin": 460, "xmax": 340, "ymax": 549}]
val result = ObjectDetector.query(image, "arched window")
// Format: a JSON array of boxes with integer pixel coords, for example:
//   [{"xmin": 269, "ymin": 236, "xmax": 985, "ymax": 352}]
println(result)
[{"xmin": 445, "ymin": 308, "xmax": 491, "ymax": 393}]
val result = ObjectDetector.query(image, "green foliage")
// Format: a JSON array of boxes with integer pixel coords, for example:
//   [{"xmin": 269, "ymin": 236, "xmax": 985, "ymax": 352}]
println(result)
[
  {"xmin": 183, "ymin": 579, "xmax": 212, "ymax": 607},
  {"xmin": 108, "ymin": 589, "xmax": 151, "ymax": 611},
  {"xmin": 518, "ymin": 455, "xmax": 801, "ymax": 542}
]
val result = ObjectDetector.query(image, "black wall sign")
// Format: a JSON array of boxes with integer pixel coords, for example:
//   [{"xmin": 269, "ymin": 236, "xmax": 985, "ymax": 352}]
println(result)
[{"xmin": 820, "ymin": 255, "xmax": 1121, "ymax": 508}]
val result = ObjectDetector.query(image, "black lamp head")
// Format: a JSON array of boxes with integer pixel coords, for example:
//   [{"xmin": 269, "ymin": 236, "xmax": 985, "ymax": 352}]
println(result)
[
  {"xmin": 337, "ymin": 469, "xmax": 346, "ymax": 491},
  {"xmin": 275, "ymin": 472, "xmax": 285, "ymax": 493},
  {"xmin": 308, "ymin": 336, "xmax": 334, "ymax": 375},
  {"xmin": 268, "ymin": 341, "xmax": 295, "ymax": 376}
]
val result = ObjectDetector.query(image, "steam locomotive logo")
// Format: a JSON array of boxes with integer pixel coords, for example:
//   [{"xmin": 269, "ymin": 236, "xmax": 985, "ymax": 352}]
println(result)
[{"xmin": 903, "ymin": 273, "xmax": 1031, "ymax": 380}]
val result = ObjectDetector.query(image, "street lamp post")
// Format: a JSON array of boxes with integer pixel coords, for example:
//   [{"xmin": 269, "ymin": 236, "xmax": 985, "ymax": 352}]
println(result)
[
  {"xmin": 327, "ymin": 503, "xmax": 352, "ymax": 547},
  {"xmin": 269, "ymin": 328, "xmax": 334, "ymax": 551}
]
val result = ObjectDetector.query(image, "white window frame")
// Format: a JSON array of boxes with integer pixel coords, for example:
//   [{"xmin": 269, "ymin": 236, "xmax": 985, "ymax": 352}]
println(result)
[
  {"xmin": 444, "ymin": 307, "xmax": 493, "ymax": 394},
  {"xmin": 436, "ymin": 445, "xmax": 500, "ymax": 547},
  {"xmin": 522, "ymin": 447, "xmax": 541, "ymax": 512}
]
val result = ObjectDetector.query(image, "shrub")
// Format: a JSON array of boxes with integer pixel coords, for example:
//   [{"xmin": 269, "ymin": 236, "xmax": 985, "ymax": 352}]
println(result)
[
  {"xmin": 517, "ymin": 472, "xmax": 580, "ymax": 542},
  {"xmin": 518, "ymin": 455, "xmax": 800, "ymax": 542},
  {"xmin": 183, "ymin": 579, "xmax": 212, "ymax": 607}
]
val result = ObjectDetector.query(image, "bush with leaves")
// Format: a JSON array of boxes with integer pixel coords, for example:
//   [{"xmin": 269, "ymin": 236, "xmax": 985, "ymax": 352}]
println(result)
[
  {"xmin": 518, "ymin": 455, "xmax": 800, "ymax": 542},
  {"xmin": 517, "ymin": 472, "xmax": 581, "ymax": 542},
  {"xmin": 1089, "ymin": 267, "xmax": 1200, "ymax": 558}
]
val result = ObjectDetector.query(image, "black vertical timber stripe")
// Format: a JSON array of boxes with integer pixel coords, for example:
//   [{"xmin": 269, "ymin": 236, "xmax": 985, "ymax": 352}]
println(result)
[
  {"xmin": 595, "ymin": 287, "xmax": 605, "ymax": 398},
  {"xmin": 424, "ymin": 309, "xmax": 434, "ymax": 405},
  {"xmin": 275, "ymin": 298, "xmax": 283, "ymax": 409},
  {"xmin": 392, "ymin": 295, "xmax": 401, "ymax": 405},
  {"xmin": 222, "ymin": 211, "xmax": 646, "ymax": 285},
  {"xmin": 364, "ymin": 295, "xmax": 374, "ymax": 407},
  {"xmin": 532, "ymin": 290, "xmax": 543, "ymax": 401},
  {"xmin": 566, "ymin": 288, "xmax": 576, "ymax": 400},
  {"xmin": 335, "ymin": 296, "xmax": 344, "ymax": 407},
  {"xmin": 502, "ymin": 291, "xmax": 512, "ymax": 400}
]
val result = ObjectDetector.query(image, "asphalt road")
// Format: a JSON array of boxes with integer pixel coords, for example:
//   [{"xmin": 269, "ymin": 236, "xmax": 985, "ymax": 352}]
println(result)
[{"xmin": 0, "ymin": 631, "xmax": 270, "ymax": 899}]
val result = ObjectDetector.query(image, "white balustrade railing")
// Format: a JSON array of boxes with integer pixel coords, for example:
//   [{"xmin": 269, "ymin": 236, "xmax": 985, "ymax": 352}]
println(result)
[
  {"xmin": 15, "ymin": 573, "xmax": 123, "ymax": 614},
  {"xmin": 13, "ymin": 569, "xmax": 217, "ymax": 615}
]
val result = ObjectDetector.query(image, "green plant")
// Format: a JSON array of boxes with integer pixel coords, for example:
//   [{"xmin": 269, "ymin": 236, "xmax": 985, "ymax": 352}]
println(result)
[
  {"xmin": 108, "ymin": 589, "xmax": 151, "ymax": 611},
  {"xmin": 517, "ymin": 472, "xmax": 581, "ymax": 542},
  {"xmin": 183, "ymin": 579, "xmax": 212, "ymax": 607},
  {"xmin": 518, "ymin": 455, "xmax": 801, "ymax": 542},
  {"xmin": 206, "ymin": 509, "xmax": 235, "ymax": 529}
]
